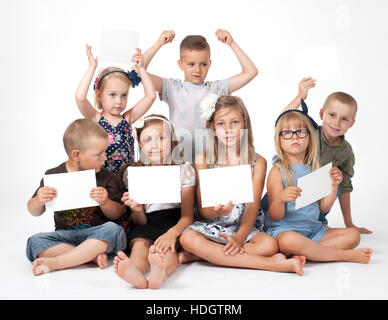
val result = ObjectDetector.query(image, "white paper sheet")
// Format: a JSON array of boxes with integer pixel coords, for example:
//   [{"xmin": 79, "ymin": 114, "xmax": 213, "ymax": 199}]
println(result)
[
  {"xmin": 125, "ymin": 166, "xmax": 181, "ymax": 204},
  {"xmin": 99, "ymin": 29, "xmax": 139, "ymax": 64},
  {"xmin": 199, "ymin": 165, "xmax": 254, "ymax": 208},
  {"xmin": 295, "ymin": 163, "xmax": 332, "ymax": 210},
  {"xmin": 292, "ymin": 44, "xmax": 341, "ymax": 81},
  {"xmin": 44, "ymin": 169, "xmax": 98, "ymax": 211}
]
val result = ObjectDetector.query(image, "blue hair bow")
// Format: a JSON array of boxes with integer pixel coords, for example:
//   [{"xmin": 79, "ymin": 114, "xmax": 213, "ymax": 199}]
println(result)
[
  {"xmin": 275, "ymin": 99, "xmax": 318, "ymax": 130},
  {"xmin": 127, "ymin": 70, "xmax": 141, "ymax": 88},
  {"xmin": 93, "ymin": 70, "xmax": 142, "ymax": 91}
]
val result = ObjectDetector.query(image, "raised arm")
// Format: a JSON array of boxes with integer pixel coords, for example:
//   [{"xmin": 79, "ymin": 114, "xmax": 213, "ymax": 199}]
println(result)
[
  {"xmin": 143, "ymin": 30, "xmax": 175, "ymax": 94},
  {"xmin": 215, "ymin": 29, "xmax": 258, "ymax": 94},
  {"xmin": 123, "ymin": 50, "xmax": 156, "ymax": 124},
  {"xmin": 75, "ymin": 44, "xmax": 99, "ymax": 120},
  {"xmin": 284, "ymin": 77, "xmax": 316, "ymax": 112}
]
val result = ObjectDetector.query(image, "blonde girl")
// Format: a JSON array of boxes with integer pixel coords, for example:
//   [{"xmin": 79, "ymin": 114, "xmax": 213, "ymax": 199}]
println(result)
[
  {"xmin": 113, "ymin": 114, "xmax": 195, "ymax": 289},
  {"xmin": 75, "ymin": 44, "xmax": 156, "ymax": 175},
  {"xmin": 179, "ymin": 95, "xmax": 305, "ymax": 275},
  {"xmin": 264, "ymin": 106, "xmax": 372, "ymax": 264}
]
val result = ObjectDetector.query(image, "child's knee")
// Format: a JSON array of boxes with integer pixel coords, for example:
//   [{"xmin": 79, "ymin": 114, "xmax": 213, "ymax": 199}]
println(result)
[
  {"xmin": 277, "ymin": 231, "xmax": 302, "ymax": 253},
  {"xmin": 179, "ymin": 230, "xmax": 198, "ymax": 250},
  {"xmin": 95, "ymin": 222, "xmax": 127, "ymax": 253},
  {"xmin": 254, "ymin": 233, "xmax": 279, "ymax": 256},
  {"xmin": 25, "ymin": 233, "xmax": 52, "ymax": 262},
  {"xmin": 346, "ymin": 228, "xmax": 361, "ymax": 247}
]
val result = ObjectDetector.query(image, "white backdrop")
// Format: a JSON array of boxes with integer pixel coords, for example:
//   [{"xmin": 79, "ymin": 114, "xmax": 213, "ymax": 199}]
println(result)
[{"xmin": 1, "ymin": 0, "xmax": 387, "ymax": 252}]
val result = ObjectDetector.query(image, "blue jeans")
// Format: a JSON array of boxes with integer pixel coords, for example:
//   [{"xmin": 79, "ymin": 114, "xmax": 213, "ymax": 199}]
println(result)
[
  {"xmin": 319, "ymin": 185, "xmax": 341, "ymax": 225},
  {"xmin": 26, "ymin": 222, "xmax": 127, "ymax": 262}
]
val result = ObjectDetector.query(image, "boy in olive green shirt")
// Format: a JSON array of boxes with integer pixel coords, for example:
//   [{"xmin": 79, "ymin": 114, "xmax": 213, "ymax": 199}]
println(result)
[{"xmin": 285, "ymin": 77, "xmax": 372, "ymax": 234}]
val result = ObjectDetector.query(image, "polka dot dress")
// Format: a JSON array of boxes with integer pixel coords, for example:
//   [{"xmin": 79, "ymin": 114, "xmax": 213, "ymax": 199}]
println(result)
[{"xmin": 98, "ymin": 116, "xmax": 135, "ymax": 175}]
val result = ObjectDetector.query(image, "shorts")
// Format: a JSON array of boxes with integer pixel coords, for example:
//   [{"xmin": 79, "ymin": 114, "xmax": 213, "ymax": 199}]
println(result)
[
  {"xmin": 127, "ymin": 208, "xmax": 181, "ymax": 242},
  {"xmin": 26, "ymin": 221, "xmax": 127, "ymax": 262},
  {"xmin": 267, "ymin": 224, "xmax": 328, "ymax": 243}
]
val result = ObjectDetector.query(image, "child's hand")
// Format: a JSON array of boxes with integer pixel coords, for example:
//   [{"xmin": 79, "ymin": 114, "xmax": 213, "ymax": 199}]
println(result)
[
  {"xmin": 85, "ymin": 44, "xmax": 98, "ymax": 69},
  {"xmin": 121, "ymin": 192, "xmax": 143, "ymax": 213},
  {"xmin": 36, "ymin": 186, "xmax": 57, "ymax": 206},
  {"xmin": 330, "ymin": 167, "xmax": 343, "ymax": 187},
  {"xmin": 131, "ymin": 48, "xmax": 144, "ymax": 68},
  {"xmin": 215, "ymin": 29, "xmax": 234, "ymax": 46},
  {"xmin": 90, "ymin": 187, "xmax": 108, "ymax": 206},
  {"xmin": 214, "ymin": 201, "xmax": 234, "ymax": 216},
  {"xmin": 281, "ymin": 186, "xmax": 302, "ymax": 202},
  {"xmin": 157, "ymin": 30, "xmax": 175, "ymax": 47},
  {"xmin": 298, "ymin": 77, "xmax": 316, "ymax": 100},
  {"xmin": 219, "ymin": 233, "xmax": 244, "ymax": 256},
  {"xmin": 349, "ymin": 224, "xmax": 373, "ymax": 234},
  {"xmin": 154, "ymin": 229, "xmax": 178, "ymax": 253}
]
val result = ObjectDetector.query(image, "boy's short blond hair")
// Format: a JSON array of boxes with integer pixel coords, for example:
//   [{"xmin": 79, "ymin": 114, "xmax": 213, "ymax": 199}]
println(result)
[
  {"xmin": 63, "ymin": 118, "xmax": 108, "ymax": 155},
  {"xmin": 180, "ymin": 35, "xmax": 210, "ymax": 59},
  {"xmin": 322, "ymin": 92, "xmax": 358, "ymax": 118}
]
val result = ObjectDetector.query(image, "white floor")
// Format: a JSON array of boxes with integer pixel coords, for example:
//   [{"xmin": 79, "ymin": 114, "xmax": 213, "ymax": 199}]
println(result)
[{"xmin": 0, "ymin": 197, "xmax": 387, "ymax": 301}]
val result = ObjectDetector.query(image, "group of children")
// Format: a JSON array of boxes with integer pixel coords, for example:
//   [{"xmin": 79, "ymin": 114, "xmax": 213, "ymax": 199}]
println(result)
[{"xmin": 26, "ymin": 29, "xmax": 373, "ymax": 289}]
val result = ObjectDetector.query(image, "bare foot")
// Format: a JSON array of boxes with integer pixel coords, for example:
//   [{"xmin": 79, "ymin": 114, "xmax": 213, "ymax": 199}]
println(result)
[
  {"xmin": 113, "ymin": 251, "xmax": 148, "ymax": 289},
  {"xmin": 178, "ymin": 250, "xmax": 202, "ymax": 264},
  {"xmin": 346, "ymin": 248, "xmax": 373, "ymax": 264},
  {"xmin": 269, "ymin": 253, "xmax": 304, "ymax": 276},
  {"xmin": 32, "ymin": 258, "xmax": 58, "ymax": 276},
  {"xmin": 291, "ymin": 255, "xmax": 307, "ymax": 268},
  {"xmin": 95, "ymin": 253, "xmax": 109, "ymax": 269},
  {"xmin": 148, "ymin": 245, "xmax": 167, "ymax": 290}
]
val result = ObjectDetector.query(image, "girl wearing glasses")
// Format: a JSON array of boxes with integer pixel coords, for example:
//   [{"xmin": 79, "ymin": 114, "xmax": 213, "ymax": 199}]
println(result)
[{"xmin": 263, "ymin": 108, "xmax": 372, "ymax": 264}]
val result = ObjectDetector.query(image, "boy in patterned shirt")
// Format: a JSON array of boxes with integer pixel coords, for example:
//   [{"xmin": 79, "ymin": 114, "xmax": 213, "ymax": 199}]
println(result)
[{"xmin": 26, "ymin": 119, "xmax": 127, "ymax": 276}]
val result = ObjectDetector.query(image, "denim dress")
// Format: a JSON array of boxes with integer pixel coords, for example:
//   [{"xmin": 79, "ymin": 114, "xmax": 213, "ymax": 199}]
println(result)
[{"xmin": 263, "ymin": 157, "xmax": 327, "ymax": 242}]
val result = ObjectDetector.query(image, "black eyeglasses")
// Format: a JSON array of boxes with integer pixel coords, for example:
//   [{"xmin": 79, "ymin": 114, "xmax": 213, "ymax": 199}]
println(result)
[{"xmin": 280, "ymin": 129, "xmax": 310, "ymax": 140}]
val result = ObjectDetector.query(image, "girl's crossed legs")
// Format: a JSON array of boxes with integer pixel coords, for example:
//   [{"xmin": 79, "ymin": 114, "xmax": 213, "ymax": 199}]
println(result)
[
  {"xmin": 179, "ymin": 230, "xmax": 305, "ymax": 275},
  {"xmin": 276, "ymin": 227, "xmax": 372, "ymax": 263}
]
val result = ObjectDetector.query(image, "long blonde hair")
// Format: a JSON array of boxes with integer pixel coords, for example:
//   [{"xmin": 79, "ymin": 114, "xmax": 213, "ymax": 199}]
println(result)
[
  {"xmin": 274, "ymin": 111, "xmax": 320, "ymax": 186},
  {"xmin": 205, "ymin": 95, "xmax": 255, "ymax": 167}
]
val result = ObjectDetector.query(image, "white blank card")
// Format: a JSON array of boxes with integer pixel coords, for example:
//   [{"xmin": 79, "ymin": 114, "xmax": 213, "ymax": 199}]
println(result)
[
  {"xmin": 199, "ymin": 165, "xmax": 254, "ymax": 208},
  {"xmin": 295, "ymin": 163, "xmax": 332, "ymax": 210},
  {"xmin": 292, "ymin": 44, "xmax": 341, "ymax": 81},
  {"xmin": 44, "ymin": 169, "xmax": 98, "ymax": 211},
  {"xmin": 124, "ymin": 166, "xmax": 181, "ymax": 204},
  {"xmin": 99, "ymin": 29, "xmax": 139, "ymax": 64}
]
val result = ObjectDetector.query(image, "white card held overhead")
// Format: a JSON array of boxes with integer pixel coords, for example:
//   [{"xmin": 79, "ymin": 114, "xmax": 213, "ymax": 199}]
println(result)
[
  {"xmin": 292, "ymin": 44, "xmax": 341, "ymax": 81},
  {"xmin": 295, "ymin": 163, "xmax": 332, "ymax": 210},
  {"xmin": 99, "ymin": 29, "xmax": 139, "ymax": 64},
  {"xmin": 124, "ymin": 166, "xmax": 181, "ymax": 204},
  {"xmin": 44, "ymin": 169, "xmax": 98, "ymax": 211},
  {"xmin": 199, "ymin": 165, "xmax": 254, "ymax": 208}
]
